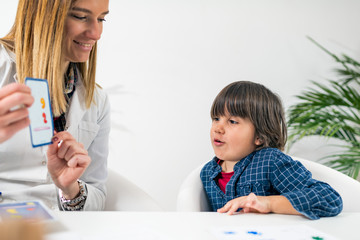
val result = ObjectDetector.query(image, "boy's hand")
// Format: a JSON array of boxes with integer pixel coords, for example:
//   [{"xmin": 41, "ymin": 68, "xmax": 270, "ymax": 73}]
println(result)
[
  {"xmin": 217, "ymin": 192, "xmax": 302, "ymax": 216},
  {"xmin": 217, "ymin": 193, "xmax": 271, "ymax": 215}
]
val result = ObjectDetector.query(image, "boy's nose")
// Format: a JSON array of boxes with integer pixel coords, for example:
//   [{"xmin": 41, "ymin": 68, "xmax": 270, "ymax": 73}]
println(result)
[{"xmin": 214, "ymin": 124, "xmax": 225, "ymax": 134}]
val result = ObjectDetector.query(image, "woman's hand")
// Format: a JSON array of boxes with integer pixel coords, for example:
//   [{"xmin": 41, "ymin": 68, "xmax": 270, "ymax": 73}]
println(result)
[
  {"xmin": 0, "ymin": 83, "xmax": 34, "ymax": 143},
  {"xmin": 47, "ymin": 131, "xmax": 91, "ymax": 199},
  {"xmin": 217, "ymin": 193, "xmax": 271, "ymax": 215}
]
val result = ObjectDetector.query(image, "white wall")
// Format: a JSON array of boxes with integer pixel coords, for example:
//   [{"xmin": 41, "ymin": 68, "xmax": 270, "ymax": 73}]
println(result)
[{"xmin": 1, "ymin": 0, "xmax": 360, "ymax": 211}]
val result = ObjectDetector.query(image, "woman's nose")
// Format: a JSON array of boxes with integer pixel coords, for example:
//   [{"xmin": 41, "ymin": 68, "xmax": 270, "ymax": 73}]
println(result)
[{"xmin": 85, "ymin": 21, "xmax": 103, "ymax": 40}]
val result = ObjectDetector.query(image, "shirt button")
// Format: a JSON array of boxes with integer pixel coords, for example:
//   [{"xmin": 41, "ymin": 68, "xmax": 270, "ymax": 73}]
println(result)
[{"xmin": 42, "ymin": 161, "xmax": 47, "ymax": 166}]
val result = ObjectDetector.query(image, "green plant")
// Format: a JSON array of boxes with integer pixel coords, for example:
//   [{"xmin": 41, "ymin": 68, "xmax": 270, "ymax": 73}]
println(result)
[{"xmin": 287, "ymin": 37, "xmax": 360, "ymax": 179}]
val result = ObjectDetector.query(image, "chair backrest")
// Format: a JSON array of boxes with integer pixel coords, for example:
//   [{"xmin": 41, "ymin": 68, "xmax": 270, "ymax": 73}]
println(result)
[
  {"xmin": 293, "ymin": 156, "xmax": 360, "ymax": 212},
  {"xmin": 176, "ymin": 164, "xmax": 211, "ymax": 212},
  {"xmin": 176, "ymin": 157, "xmax": 360, "ymax": 212},
  {"xmin": 105, "ymin": 169, "xmax": 163, "ymax": 211}
]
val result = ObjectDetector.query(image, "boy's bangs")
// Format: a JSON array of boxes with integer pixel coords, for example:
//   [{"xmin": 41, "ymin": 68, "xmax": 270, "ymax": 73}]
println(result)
[{"xmin": 211, "ymin": 88, "xmax": 250, "ymax": 118}]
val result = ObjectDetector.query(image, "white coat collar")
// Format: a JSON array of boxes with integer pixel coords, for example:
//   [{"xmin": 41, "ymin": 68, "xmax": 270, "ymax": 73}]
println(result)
[{"xmin": 65, "ymin": 78, "xmax": 87, "ymax": 134}]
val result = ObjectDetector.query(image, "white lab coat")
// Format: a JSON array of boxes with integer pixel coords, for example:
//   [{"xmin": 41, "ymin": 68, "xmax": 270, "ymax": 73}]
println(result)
[{"xmin": 0, "ymin": 44, "xmax": 110, "ymax": 210}]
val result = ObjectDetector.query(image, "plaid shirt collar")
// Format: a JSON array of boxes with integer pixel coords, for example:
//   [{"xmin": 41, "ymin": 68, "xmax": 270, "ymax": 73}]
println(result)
[{"xmin": 209, "ymin": 151, "xmax": 257, "ymax": 180}]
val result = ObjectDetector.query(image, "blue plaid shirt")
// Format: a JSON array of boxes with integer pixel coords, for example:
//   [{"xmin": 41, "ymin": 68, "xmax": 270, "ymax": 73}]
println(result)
[{"xmin": 200, "ymin": 148, "xmax": 343, "ymax": 220}]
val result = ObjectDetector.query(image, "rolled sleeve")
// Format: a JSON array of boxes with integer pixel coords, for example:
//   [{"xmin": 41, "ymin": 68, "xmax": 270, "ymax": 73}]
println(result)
[{"xmin": 271, "ymin": 155, "xmax": 343, "ymax": 220}]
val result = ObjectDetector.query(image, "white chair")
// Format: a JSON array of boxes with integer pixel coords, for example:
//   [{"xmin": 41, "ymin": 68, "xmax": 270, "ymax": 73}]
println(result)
[
  {"xmin": 176, "ymin": 164, "xmax": 211, "ymax": 212},
  {"xmin": 104, "ymin": 169, "xmax": 163, "ymax": 211},
  {"xmin": 176, "ymin": 157, "xmax": 360, "ymax": 212},
  {"xmin": 293, "ymin": 156, "xmax": 360, "ymax": 212}
]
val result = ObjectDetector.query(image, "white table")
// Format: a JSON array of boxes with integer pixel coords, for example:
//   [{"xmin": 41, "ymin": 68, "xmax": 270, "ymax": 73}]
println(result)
[{"xmin": 47, "ymin": 211, "xmax": 359, "ymax": 240}]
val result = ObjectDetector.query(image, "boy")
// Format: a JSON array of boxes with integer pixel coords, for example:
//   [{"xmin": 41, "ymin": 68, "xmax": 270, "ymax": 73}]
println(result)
[{"xmin": 200, "ymin": 81, "xmax": 342, "ymax": 219}]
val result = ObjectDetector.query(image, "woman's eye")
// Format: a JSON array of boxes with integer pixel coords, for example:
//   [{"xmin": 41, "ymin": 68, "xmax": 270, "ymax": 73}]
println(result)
[
  {"xmin": 98, "ymin": 18, "xmax": 106, "ymax": 22},
  {"xmin": 71, "ymin": 14, "xmax": 87, "ymax": 20}
]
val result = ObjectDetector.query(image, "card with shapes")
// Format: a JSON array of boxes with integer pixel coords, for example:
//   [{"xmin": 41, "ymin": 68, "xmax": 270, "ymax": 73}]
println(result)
[
  {"xmin": 25, "ymin": 78, "xmax": 54, "ymax": 147},
  {"xmin": 0, "ymin": 201, "xmax": 55, "ymax": 222}
]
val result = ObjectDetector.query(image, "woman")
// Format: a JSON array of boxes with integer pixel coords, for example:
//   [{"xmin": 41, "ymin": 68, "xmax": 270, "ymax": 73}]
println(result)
[{"xmin": 0, "ymin": 0, "xmax": 110, "ymax": 211}]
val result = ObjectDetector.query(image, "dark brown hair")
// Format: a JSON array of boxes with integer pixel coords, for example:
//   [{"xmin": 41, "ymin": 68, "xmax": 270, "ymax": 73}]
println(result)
[{"xmin": 211, "ymin": 81, "xmax": 287, "ymax": 150}]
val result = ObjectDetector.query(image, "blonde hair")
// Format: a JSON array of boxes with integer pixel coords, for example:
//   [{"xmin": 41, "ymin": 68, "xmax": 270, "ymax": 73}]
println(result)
[{"xmin": 0, "ymin": 0, "xmax": 97, "ymax": 117}]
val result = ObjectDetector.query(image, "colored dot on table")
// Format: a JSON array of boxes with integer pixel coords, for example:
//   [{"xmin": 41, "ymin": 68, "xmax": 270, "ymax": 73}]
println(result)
[
  {"xmin": 247, "ymin": 231, "xmax": 262, "ymax": 235},
  {"xmin": 312, "ymin": 237, "xmax": 324, "ymax": 240}
]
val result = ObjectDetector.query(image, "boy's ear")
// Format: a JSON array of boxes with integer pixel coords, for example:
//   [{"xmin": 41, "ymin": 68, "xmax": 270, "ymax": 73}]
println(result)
[{"xmin": 255, "ymin": 136, "xmax": 263, "ymax": 146}]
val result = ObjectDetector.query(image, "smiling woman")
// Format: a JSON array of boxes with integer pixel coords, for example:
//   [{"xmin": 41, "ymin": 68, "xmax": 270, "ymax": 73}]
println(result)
[
  {"xmin": 0, "ymin": 0, "xmax": 111, "ymax": 212},
  {"xmin": 64, "ymin": 1, "xmax": 109, "ymax": 64}
]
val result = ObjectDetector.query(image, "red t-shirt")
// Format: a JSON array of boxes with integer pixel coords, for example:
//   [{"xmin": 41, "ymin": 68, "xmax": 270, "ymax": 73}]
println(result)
[{"xmin": 217, "ymin": 160, "xmax": 234, "ymax": 193}]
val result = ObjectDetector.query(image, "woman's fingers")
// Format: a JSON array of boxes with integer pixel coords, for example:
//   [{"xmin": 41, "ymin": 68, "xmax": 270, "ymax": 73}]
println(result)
[
  {"xmin": 0, "ymin": 117, "xmax": 30, "ymax": 143},
  {"xmin": 0, "ymin": 107, "xmax": 30, "ymax": 143},
  {"xmin": 0, "ymin": 83, "xmax": 31, "ymax": 99},
  {"xmin": 0, "ymin": 107, "xmax": 29, "ymax": 127},
  {"xmin": 0, "ymin": 84, "xmax": 34, "ymax": 115},
  {"xmin": 48, "ymin": 131, "xmax": 88, "ymax": 162},
  {"xmin": 58, "ymin": 139, "xmax": 87, "ymax": 160},
  {"xmin": 67, "ymin": 154, "xmax": 91, "ymax": 168},
  {"xmin": 0, "ymin": 84, "xmax": 34, "ymax": 143}
]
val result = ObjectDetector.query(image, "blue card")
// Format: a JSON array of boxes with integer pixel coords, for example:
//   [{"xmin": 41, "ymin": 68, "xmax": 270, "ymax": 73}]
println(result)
[{"xmin": 25, "ymin": 78, "xmax": 54, "ymax": 148}]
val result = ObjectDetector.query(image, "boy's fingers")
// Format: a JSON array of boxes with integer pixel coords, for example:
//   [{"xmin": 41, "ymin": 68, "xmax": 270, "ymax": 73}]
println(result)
[
  {"xmin": 228, "ymin": 203, "xmax": 241, "ymax": 215},
  {"xmin": 248, "ymin": 193, "xmax": 257, "ymax": 201},
  {"xmin": 217, "ymin": 207, "xmax": 224, "ymax": 213},
  {"xmin": 217, "ymin": 205, "xmax": 227, "ymax": 213},
  {"xmin": 222, "ymin": 202, "xmax": 232, "ymax": 212},
  {"xmin": 243, "ymin": 207, "xmax": 251, "ymax": 213}
]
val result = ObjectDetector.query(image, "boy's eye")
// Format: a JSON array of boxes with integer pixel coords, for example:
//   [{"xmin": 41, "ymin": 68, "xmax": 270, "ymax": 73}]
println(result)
[
  {"xmin": 212, "ymin": 117, "xmax": 219, "ymax": 121},
  {"xmin": 229, "ymin": 119, "xmax": 238, "ymax": 124}
]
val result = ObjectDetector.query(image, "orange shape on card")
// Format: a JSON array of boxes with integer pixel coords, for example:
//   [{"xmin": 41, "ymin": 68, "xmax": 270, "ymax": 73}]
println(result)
[{"xmin": 40, "ymin": 98, "xmax": 45, "ymax": 109}]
